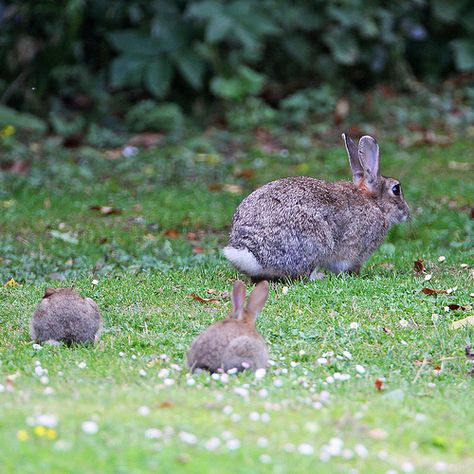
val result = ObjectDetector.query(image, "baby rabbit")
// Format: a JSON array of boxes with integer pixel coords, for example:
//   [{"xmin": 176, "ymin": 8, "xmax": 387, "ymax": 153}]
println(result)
[
  {"xmin": 224, "ymin": 134, "xmax": 410, "ymax": 280},
  {"xmin": 30, "ymin": 288, "xmax": 102, "ymax": 345},
  {"xmin": 187, "ymin": 280, "xmax": 269, "ymax": 373}
]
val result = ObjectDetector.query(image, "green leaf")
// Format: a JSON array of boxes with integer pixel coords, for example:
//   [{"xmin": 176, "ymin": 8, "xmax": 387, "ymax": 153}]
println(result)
[
  {"xmin": 451, "ymin": 39, "xmax": 474, "ymax": 71},
  {"xmin": 145, "ymin": 59, "xmax": 173, "ymax": 98},
  {"xmin": 206, "ymin": 15, "xmax": 233, "ymax": 42},
  {"xmin": 108, "ymin": 31, "xmax": 161, "ymax": 57},
  {"xmin": 323, "ymin": 30, "xmax": 359, "ymax": 65},
  {"xmin": 110, "ymin": 56, "xmax": 147, "ymax": 88},
  {"xmin": 0, "ymin": 105, "xmax": 47, "ymax": 134},
  {"xmin": 175, "ymin": 51, "xmax": 205, "ymax": 89},
  {"xmin": 432, "ymin": 0, "xmax": 468, "ymax": 24},
  {"xmin": 210, "ymin": 66, "xmax": 264, "ymax": 101}
]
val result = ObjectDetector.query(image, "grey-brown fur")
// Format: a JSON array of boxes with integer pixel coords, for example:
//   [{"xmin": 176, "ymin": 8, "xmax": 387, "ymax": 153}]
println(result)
[
  {"xmin": 30, "ymin": 288, "xmax": 102, "ymax": 345},
  {"xmin": 224, "ymin": 134, "xmax": 410, "ymax": 279},
  {"xmin": 187, "ymin": 281, "xmax": 269, "ymax": 373}
]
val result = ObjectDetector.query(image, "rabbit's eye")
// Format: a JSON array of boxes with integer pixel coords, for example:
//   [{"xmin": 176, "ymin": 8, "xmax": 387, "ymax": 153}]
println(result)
[{"xmin": 391, "ymin": 184, "xmax": 401, "ymax": 196}]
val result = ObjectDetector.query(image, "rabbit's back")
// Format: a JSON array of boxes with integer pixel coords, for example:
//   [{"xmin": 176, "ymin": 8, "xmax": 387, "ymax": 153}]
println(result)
[
  {"xmin": 31, "ymin": 295, "xmax": 101, "ymax": 344},
  {"xmin": 187, "ymin": 320, "xmax": 264, "ymax": 373}
]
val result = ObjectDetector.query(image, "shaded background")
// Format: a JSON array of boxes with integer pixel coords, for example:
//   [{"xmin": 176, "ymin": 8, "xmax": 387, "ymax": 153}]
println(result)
[{"xmin": 0, "ymin": 0, "xmax": 473, "ymax": 142}]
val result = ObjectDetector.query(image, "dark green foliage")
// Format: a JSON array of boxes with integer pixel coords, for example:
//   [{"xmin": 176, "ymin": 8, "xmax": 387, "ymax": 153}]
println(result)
[{"xmin": 0, "ymin": 0, "xmax": 473, "ymax": 116}]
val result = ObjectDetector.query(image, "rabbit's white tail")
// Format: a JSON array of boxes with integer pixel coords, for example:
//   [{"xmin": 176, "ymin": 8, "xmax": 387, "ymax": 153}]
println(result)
[{"xmin": 223, "ymin": 246, "xmax": 262, "ymax": 276}]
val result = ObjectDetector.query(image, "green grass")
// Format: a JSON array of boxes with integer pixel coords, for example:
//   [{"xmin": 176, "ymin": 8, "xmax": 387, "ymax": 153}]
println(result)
[{"xmin": 0, "ymin": 131, "xmax": 473, "ymax": 473}]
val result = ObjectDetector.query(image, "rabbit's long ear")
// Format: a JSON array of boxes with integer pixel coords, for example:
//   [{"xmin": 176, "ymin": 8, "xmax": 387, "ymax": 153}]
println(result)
[
  {"xmin": 358, "ymin": 135, "xmax": 380, "ymax": 192},
  {"xmin": 244, "ymin": 281, "xmax": 269, "ymax": 324},
  {"xmin": 231, "ymin": 281, "xmax": 246, "ymax": 318},
  {"xmin": 342, "ymin": 133, "xmax": 364, "ymax": 186}
]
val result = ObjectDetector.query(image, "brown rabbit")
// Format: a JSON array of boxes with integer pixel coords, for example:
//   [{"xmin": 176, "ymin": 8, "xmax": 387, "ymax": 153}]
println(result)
[
  {"xmin": 30, "ymin": 288, "xmax": 102, "ymax": 345},
  {"xmin": 187, "ymin": 281, "xmax": 269, "ymax": 373},
  {"xmin": 224, "ymin": 134, "xmax": 410, "ymax": 280}
]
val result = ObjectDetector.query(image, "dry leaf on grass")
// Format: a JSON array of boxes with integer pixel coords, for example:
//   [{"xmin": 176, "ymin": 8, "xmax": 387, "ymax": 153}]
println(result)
[
  {"xmin": 447, "ymin": 304, "xmax": 472, "ymax": 311},
  {"xmin": 234, "ymin": 169, "xmax": 255, "ymax": 179},
  {"xmin": 3, "ymin": 278, "xmax": 21, "ymax": 288},
  {"xmin": 163, "ymin": 229, "xmax": 180, "ymax": 238},
  {"xmin": 127, "ymin": 132, "xmax": 163, "ymax": 149},
  {"xmin": 413, "ymin": 258, "xmax": 425, "ymax": 274},
  {"xmin": 374, "ymin": 378, "xmax": 384, "ymax": 391},
  {"xmin": 89, "ymin": 205, "xmax": 122, "ymax": 215},
  {"xmin": 189, "ymin": 293, "xmax": 220, "ymax": 305},
  {"xmin": 421, "ymin": 287, "xmax": 448, "ymax": 295}
]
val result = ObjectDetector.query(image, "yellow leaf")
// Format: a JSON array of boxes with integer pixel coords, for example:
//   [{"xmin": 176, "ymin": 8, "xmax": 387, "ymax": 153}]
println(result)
[
  {"xmin": 452, "ymin": 316, "xmax": 474, "ymax": 330},
  {"xmin": 3, "ymin": 278, "xmax": 21, "ymax": 288}
]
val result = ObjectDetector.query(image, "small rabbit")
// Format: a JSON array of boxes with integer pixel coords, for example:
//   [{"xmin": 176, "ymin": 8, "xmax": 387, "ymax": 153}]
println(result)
[
  {"xmin": 224, "ymin": 134, "xmax": 410, "ymax": 280},
  {"xmin": 187, "ymin": 280, "xmax": 269, "ymax": 373},
  {"xmin": 30, "ymin": 288, "xmax": 102, "ymax": 345}
]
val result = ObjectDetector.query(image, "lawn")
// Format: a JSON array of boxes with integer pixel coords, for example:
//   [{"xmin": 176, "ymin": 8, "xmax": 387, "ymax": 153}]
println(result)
[{"xmin": 0, "ymin": 130, "xmax": 473, "ymax": 473}]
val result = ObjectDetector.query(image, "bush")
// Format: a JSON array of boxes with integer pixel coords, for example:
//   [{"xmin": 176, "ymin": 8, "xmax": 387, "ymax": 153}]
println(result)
[{"xmin": 0, "ymin": 0, "xmax": 473, "ymax": 119}]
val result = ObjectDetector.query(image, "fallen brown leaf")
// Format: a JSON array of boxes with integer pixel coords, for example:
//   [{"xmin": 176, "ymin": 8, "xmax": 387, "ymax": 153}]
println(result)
[
  {"xmin": 104, "ymin": 149, "xmax": 123, "ymax": 160},
  {"xmin": 192, "ymin": 246, "xmax": 204, "ymax": 254},
  {"xmin": 421, "ymin": 287, "xmax": 448, "ymax": 295},
  {"xmin": 413, "ymin": 258, "xmax": 425, "ymax": 274},
  {"xmin": 127, "ymin": 132, "xmax": 163, "ymax": 149},
  {"xmin": 447, "ymin": 304, "xmax": 471, "ymax": 311},
  {"xmin": 334, "ymin": 98, "xmax": 349, "ymax": 125},
  {"xmin": 234, "ymin": 168, "xmax": 255, "ymax": 179},
  {"xmin": 164, "ymin": 229, "xmax": 180, "ymax": 238},
  {"xmin": 374, "ymin": 378, "xmax": 384, "ymax": 391},
  {"xmin": 189, "ymin": 293, "xmax": 220, "ymax": 304},
  {"xmin": 89, "ymin": 205, "xmax": 122, "ymax": 215},
  {"xmin": 158, "ymin": 400, "xmax": 175, "ymax": 409},
  {"xmin": 383, "ymin": 327, "xmax": 392, "ymax": 335},
  {"xmin": 186, "ymin": 232, "xmax": 197, "ymax": 241}
]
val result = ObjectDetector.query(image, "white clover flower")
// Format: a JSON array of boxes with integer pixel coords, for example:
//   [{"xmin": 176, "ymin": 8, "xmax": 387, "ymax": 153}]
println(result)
[
  {"xmin": 81, "ymin": 421, "xmax": 99, "ymax": 434},
  {"xmin": 317, "ymin": 357, "xmax": 328, "ymax": 365},
  {"xmin": 179, "ymin": 431, "xmax": 197, "ymax": 444},
  {"xmin": 163, "ymin": 378, "xmax": 174, "ymax": 386},
  {"xmin": 249, "ymin": 412, "xmax": 260, "ymax": 421},
  {"xmin": 230, "ymin": 414, "xmax": 241, "ymax": 422},
  {"xmin": 255, "ymin": 368, "xmax": 266, "ymax": 380},
  {"xmin": 399, "ymin": 319, "xmax": 409, "ymax": 328},
  {"xmin": 158, "ymin": 368, "xmax": 170, "ymax": 378},
  {"xmin": 355, "ymin": 364, "xmax": 366, "ymax": 374},
  {"xmin": 186, "ymin": 377, "xmax": 196, "ymax": 386},
  {"xmin": 298, "ymin": 443, "xmax": 314, "ymax": 455},
  {"xmin": 139, "ymin": 369, "xmax": 147, "ymax": 377},
  {"xmin": 36, "ymin": 414, "xmax": 58, "ymax": 428},
  {"xmin": 257, "ymin": 437, "xmax": 269, "ymax": 448},
  {"xmin": 226, "ymin": 439, "xmax": 241, "ymax": 450},
  {"xmin": 234, "ymin": 387, "xmax": 249, "ymax": 397},
  {"xmin": 220, "ymin": 373, "xmax": 229, "ymax": 384},
  {"xmin": 438, "ymin": 256, "xmax": 446, "ymax": 262},
  {"xmin": 138, "ymin": 406, "xmax": 150, "ymax": 416},
  {"xmin": 258, "ymin": 388, "xmax": 269, "ymax": 398},
  {"xmin": 261, "ymin": 413, "xmax": 271, "ymax": 423},
  {"xmin": 349, "ymin": 322, "xmax": 360, "ymax": 329},
  {"xmin": 204, "ymin": 437, "xmax": 220, "ymax": 451},
  {"xmin": 354, "ymin": 444, "xmax": 368, "ymax": 458},
  {"xmin": 145, "ymin": 428, "xmax": 162, "ymax": 439},
  {"xmin": 342, "ymin": 350, "xmax": 352, "ymax": 359},
  {"xmin": 259, "ymin": 454, "xmax": 272, "ymax": 464},
  {"xmin": 77, "ymin": 361, "xmax": 87, "ymax": 369}
]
